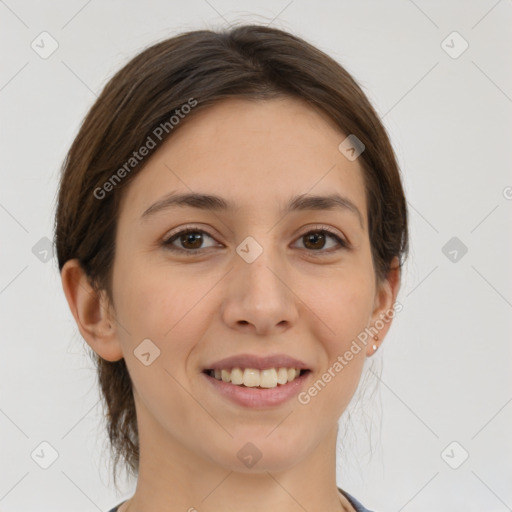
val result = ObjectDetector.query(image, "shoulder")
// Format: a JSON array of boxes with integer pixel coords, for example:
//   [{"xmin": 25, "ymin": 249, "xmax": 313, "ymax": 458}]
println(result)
[{"xmin": 338, "ymin": 487, "xmax": 375, "ymax": 512}]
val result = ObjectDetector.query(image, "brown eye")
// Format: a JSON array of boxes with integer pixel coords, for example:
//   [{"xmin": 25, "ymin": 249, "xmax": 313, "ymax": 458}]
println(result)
[
  {"xmin": 294, "ymin": 229, "xmax": 348, "ymax": 253},
  {"xmin": 162, "ymin": 226, "xmax": 348, "ymax": 256},
  {"xmin": 303, "ymin": 232, "xmax": 327, "ymax": 250},
  {"xmin": 163, "ymin": 228, "xmax": 217, "ymax": 253},
  {"xmin": 179, "ymin": 232, "xmax": 203, "ymax": 249}
]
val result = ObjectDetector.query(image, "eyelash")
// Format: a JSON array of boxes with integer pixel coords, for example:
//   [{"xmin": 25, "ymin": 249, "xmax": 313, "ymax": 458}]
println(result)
[{"xmin": 162, "ymin": 225, "xmax": 349, "ymax": 256}]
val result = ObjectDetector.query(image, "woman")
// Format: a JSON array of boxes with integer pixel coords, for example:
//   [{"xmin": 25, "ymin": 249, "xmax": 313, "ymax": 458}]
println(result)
[{"xmin": 55, "ymin": 24, "xmax": 408, "ymax": 512}]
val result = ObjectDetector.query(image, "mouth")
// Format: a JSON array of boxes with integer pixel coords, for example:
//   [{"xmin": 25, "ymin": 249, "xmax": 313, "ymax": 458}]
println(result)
[
  {"xmin": 202, "ymin": 367, "xmax": 311, "ymax": 389},
  {"xmin": 201, "ymin": 353, "xmax": 313, "ymax": 407},
  {"xmin": 202, "ymin": 367, "xmax": 312, "ymax": 408}
]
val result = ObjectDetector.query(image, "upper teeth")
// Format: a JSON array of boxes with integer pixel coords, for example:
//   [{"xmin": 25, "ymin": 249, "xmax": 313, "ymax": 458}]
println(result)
[{"xmin": 210, "ymin": 368, "xmax": 302, "ymax": 388}]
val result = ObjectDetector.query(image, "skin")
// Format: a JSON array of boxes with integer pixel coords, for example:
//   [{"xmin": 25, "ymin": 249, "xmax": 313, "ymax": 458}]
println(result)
[{"xmin": 61, "ymin": 96, "xmax": 400, "ymax": 512}]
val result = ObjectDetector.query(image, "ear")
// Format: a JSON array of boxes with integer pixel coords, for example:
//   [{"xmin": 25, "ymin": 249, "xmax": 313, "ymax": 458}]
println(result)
[
  {"xmin": 365, "ymin": 256, "xmax": 402, "ymax": 357},
  {"xmin": 60, "ymin": 259, "xmax": 124, "ymax": 362}
]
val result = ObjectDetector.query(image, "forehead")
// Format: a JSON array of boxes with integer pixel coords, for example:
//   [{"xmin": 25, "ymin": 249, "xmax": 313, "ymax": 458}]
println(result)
[{"xmin": 118, "ymin": 96, "xmax": 368, "ymax": 225}]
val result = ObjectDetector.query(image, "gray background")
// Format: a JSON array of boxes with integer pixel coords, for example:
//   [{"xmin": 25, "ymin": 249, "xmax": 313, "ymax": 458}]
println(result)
[{"xmin": 1, "ymin": 0, "xmax": 511, "ymax": 511}]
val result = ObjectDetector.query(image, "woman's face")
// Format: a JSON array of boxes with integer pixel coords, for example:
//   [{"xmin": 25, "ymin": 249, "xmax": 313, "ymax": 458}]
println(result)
[{"xmin": 105, "ymin": 96, "xmax": 399, "ymax": 473}]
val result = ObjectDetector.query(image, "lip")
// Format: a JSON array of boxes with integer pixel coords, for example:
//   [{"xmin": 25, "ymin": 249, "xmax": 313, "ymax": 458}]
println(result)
[
  {"xmin": 202, "ymin": 369, "xmax": 312, "ymax": 408},
  {"xmin": 204, "ymin": 353, "xmax": 311, "ymax": 371}
]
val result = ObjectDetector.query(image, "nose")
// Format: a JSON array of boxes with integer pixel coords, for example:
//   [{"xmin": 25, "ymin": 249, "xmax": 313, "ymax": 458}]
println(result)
[{"xmin": 221, "ymin": 240, "xmax": 299, "ymax": 336}]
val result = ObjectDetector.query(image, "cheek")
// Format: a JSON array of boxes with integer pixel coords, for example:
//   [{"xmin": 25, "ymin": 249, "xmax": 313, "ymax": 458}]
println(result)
[
  {"xmin": 305, "ymin": 266, "xmax": 375, "ymax": 348},
  {"xmin": 115, "ymin": 271, "xmax": 203, "ymax": 410},
  {"xmin": 114, "ymin": 258, "xmax": 198, "ymax": 337},
  {"xmin": 300, "ymin": 275, "xmax": 373, "ymax": 416},
  {"xmin": 113, "ymin": 262, "xmax": 218, "ymax": 376}
]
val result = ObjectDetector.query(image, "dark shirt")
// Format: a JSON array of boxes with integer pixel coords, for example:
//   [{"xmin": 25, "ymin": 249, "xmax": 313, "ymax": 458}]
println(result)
[{"xmin": 107, "ymin": 488, "xmax": 374, "ymax": 512}]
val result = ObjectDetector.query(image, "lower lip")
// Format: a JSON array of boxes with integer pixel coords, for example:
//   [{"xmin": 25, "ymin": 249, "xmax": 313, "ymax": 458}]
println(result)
[{"xmin": 202, "ymin": 371, "xmax": 311, "ymax": 408}]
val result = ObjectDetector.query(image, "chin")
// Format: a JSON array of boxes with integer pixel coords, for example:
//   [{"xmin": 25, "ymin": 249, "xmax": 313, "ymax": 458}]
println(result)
[{"xmin": 205, "ymin": 437, "xmax": 309, "ymax": 474}]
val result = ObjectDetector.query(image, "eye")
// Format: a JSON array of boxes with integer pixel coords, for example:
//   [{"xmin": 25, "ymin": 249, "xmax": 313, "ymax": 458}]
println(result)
[
  {"xmin": 293, "ymin": 226, "xmax": 348, "ymax": 254},
  {"xmin": 163, "ymin": 227, "xmax": 218, "ymax": 253},
  {"xmin": 162, "ymin": 225, "xmax": 349, "ymax": 255}
]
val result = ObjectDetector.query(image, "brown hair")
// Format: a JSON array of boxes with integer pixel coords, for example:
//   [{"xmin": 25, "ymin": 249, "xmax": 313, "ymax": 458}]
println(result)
[{"xmin": 53, "ymin": 24, "xmax": 408, "ymax": 487}]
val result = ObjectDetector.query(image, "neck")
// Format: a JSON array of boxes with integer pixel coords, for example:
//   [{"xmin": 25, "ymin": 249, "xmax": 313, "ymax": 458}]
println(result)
[{"xmin": 118, "ymin": 402, "xmax": 354, "ymax": 512}]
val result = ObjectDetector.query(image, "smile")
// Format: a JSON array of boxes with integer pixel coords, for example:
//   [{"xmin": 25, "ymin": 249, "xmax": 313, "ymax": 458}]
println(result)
[
  {"xmin": 202, "ymin": 368, "xmax": 312, "ymax": 408},
  {"xmin": 205, "ymin": 367, "xmax": 307, "ymax": 388}
]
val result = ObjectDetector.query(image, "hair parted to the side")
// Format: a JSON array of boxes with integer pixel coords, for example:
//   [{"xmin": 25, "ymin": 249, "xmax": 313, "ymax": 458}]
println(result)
[{"xmin": 53, "ymin": 24, "xmax": 409, "ymax": 488}]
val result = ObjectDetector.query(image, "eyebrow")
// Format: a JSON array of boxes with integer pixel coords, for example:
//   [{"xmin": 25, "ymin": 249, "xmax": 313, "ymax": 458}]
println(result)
[{"xmin": 141, "ymin": 191, "xmax": 364, "ymax": 228}]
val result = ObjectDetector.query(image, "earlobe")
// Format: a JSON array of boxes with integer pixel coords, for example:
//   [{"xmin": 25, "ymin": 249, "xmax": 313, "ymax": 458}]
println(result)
[
  {"xmin": 365, "ymin": 257, "xmax": 401, "ymax": 357},
  {"xmin": 60, "ymin": 259, "xmax": 124, "ymax": 362}
]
